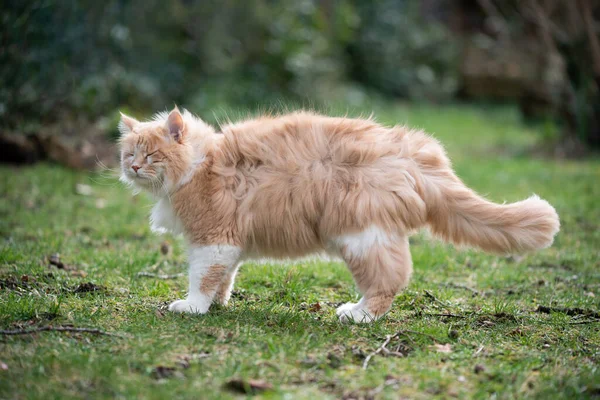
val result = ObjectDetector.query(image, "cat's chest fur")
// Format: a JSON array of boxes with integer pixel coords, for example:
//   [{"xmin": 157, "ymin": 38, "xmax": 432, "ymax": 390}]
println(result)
[{"xmin": 150, "ymin": 198, "xmax": 184, "ymax": 235}]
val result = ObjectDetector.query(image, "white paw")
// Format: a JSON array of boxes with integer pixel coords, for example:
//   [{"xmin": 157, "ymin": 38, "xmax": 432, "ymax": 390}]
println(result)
[
  {"xmin": 336, "ymin": 302, "xmax": 376, "ymax": 323},
  {"xmin": 336, "ymin": 302, "xmax": 357, "ymax": 315},
  {"xmin": 168, "ymin": 299, "xmax": 208, "ymax": 314}
]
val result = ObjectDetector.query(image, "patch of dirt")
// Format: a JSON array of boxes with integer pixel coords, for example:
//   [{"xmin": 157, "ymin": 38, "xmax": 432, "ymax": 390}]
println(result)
[
  {"xmin": 1, "ymin": 273, "xmax": 104, "ymax": 298},
  {"xmin": 535, "ymin": 305, "xmax": 600, "ymax": 319},
  {"xmin": 72, "ymin": 282, "xmax": 105, "ymax": 294},
  {"xmin": 224, "ymin": 379, "xmax": 273, "ymax": 394},
  {"xmin": 0, "ymin": 273, "xmax": 73, "ymax": 297},
  {"xmin": 530, "ymin": 261, "xmax": 574, "ymax": 271},
  {"xmin": 47, "ymin": 254, "xmax": 88, "ymax": 277},
  {"xmin": 147, "ymin": 352, "xmax": 211, "ymax": 381},
  {"xmin": 0, "ymin": 275, "xmax": 30, "ymax": 291},
  {"xmin": 474, "ymin": 364, "xmax": 486, "ymax": 374},
  {"xmin": 160, "ymin": 241, "xmax": 171, "ymax": 256},
  {"xmin": 151, "ymin": 366, "xmax": 182, "ymax": 380},
  {"xmin": 475, "ymin": 312, "xmax": 518, "ymax": 327},
  {"xmin": 299, "ymin": 302, "xmax": 322, "ymax": 313}
]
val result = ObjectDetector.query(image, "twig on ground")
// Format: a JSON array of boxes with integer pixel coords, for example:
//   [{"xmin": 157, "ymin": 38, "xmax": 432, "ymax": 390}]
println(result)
[
  {"xmin": 136, "ymin": 272, "xmax": 185, "ymax": 279},
  {"xmin": 425, "ymin": 313, "xmax": 468, "ymax": 319},
  {"xmin": 362, "ymin": 330, "xmax": 440, "ymax": 369},
  {"xmin": 424, "ymin": 290, "xmax": 448, "ymax": 307},
  {"xmin": 535, "ymin": 305, "xmax": 600, "ymax": 319},
  {"xmin": 362, "ymin": 334, "xmax": 396, "ymax": 370},
  {"xmin": 0, "ymin": 326, "xmax": 126, "ymax": 337},
  {"xmin": 444, "ymin": 283, "xmax": 481, "ymax": 296},
  {"xmin": 473, "ymin": 345, "xmax": 485, "ymax": 357},
  {"xmin": 567, "ymin": 319, "xmax": 600, "ymax": 325}
]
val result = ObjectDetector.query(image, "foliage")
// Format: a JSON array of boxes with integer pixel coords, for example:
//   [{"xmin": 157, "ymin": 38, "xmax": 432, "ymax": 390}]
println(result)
[
  {"xmin": 472, "ymin": 0, "xmax": 600, "ymax": 148},
  {"xmin": 0, "ymin": 0, "xmax": 462, "ymax": 132},
  {"xmin": 0, "ymin": 0, "xmax": 164, "ymax": 130},
  {"xmin": 348, "ymin": 0, "xmax": 459, "ymax": 100}
]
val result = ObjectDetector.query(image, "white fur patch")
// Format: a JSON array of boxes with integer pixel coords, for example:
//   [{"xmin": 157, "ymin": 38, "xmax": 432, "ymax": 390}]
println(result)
[
  {"xmin": 336, "ymin": 298, "xmax": 378, "ymax": 323},
  {"xmin": 150, "ymin": 198, "xmax": 183, "ymax": 235},
  {"xmin": 168, "ymin": 244, "xmax": 242, "ymax": 314},
  {"xmin": 332, "ymin": 225, "xmax": 393, "ymax": 259}
]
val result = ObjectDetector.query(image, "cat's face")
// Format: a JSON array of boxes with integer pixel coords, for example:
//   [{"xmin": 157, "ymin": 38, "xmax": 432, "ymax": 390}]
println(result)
[{"xmin": 118, "ymin": 110, "xmax": 190, "ymax": 194}]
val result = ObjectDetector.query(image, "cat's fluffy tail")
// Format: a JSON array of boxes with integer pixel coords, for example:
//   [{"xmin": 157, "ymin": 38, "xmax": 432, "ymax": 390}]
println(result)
[{"xmin": 412, "ymin": 135, "xmax": 560, "ymax": 254}]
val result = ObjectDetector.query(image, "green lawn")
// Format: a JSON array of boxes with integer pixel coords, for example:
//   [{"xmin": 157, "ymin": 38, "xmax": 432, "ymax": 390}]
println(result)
[{"xmin": 1, "ymin": 104, "xmax": 599, "ymax": 399}]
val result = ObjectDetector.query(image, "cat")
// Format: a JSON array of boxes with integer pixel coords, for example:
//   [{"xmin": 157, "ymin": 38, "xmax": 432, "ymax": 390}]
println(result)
[{"xmin": 118, "ymin": 107, "xmax": 560, "ymax": 323}]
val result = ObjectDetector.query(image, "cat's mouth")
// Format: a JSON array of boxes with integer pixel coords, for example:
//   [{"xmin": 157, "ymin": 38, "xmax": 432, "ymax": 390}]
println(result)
[
  {"xmin": 133, "ymin": 175, "xmax": 155, "ymax": 186},
  {"xmin": 122, "ymin": 170, "xmax": 149, "ymax": 185},
  {"xmin": 124, "ymin": 168, "xmax": 148, "ymax": 179},
  {"xmin": 127, "ymin": 171, "xmax": 163, "ymax": 189}
]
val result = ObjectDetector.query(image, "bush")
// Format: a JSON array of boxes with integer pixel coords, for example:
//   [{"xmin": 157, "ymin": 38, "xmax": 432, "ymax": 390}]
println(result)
[
  {"xmin": 348, "ymin": 0, "xmax": 459, "ymax": 100},
  {"xmin": 0, "ymin": 0, "xmax": 461, "ymax": 132}
]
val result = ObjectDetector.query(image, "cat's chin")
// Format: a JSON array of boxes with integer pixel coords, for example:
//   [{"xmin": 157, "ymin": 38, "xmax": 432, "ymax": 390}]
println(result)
[{"xmin": 120, "ymin": 173, "xmax": 155, "ymax": 194}]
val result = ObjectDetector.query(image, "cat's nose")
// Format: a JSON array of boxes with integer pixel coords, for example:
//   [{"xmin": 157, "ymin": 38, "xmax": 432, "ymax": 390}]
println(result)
[{"xmin": 131, "ymin": 165, "xmax": 140, "ymax": 173}]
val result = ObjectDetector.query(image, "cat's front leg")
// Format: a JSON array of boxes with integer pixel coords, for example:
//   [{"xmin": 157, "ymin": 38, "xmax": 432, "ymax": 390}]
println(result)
[
  {"xmin": 168, "ymin": 244, "xmax": 242, "ymax": 314},
  {"xmin": 214, "ymin": 263, "xmax": 240, "ymax": 306}
]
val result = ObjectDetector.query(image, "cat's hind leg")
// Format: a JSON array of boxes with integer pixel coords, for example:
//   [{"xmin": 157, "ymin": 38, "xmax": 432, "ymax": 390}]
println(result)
[
  {"xmin": 168, "ymin": 245, "xmax": 242, "ymax": 314},
  {"xmin": 333, "ymin": 227, "xmax": 412, "ymax": 323}
]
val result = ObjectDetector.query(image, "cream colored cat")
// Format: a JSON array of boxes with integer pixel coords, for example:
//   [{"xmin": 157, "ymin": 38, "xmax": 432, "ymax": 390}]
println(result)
[{"xmin": 119, "ymin": 107, "xmax": 560, "ymax": 323}]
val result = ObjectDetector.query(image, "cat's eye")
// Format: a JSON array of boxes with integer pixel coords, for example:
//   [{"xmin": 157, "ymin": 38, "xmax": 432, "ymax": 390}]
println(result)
[
  {"xmin": 126, "ymin": 152, "xmax": 134, "ymax": 157},
  {"xmin": 145, "ymin": 150, "xmax": 159, "ymax": 162}
]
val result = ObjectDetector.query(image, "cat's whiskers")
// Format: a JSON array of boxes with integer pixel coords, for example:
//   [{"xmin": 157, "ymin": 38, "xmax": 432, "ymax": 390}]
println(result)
[
  {"xmin": 89, "ymin": 176, "xmax": 120, "ymax": 187},
  {"xmin": 91, "ymin": 170, "xmax": 121, "ymax": 187},
  {"xmin": 89, "ymin": 158, "xmax": 122, "ymax": 187},
  {"xmin": 95, "ymin": 158, "xmax": 120, "ymax": 173}
]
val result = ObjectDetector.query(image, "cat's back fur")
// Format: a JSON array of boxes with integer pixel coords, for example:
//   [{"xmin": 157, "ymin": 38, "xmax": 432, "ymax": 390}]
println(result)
[
  {"xmin": 170, "ymin": 110, "xmax": 558, "ymax": 257},
  {"xmin": 172, "ymin": 112, "xmax": 426, "ymax": 256}
]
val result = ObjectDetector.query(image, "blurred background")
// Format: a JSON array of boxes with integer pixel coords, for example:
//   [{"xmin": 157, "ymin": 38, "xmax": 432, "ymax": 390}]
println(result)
[{"xmin": 1, "ymin": 0, "xmax": 599, "ymax": 168}]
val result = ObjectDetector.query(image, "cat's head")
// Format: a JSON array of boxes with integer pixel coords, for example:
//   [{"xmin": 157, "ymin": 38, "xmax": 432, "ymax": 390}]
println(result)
[{"xmin": 118, "ymin": 107, "xmax": 213, "ymax": 195}]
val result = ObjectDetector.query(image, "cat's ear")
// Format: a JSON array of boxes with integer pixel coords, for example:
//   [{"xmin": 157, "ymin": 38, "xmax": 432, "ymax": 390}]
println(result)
[
  {"xmin": 167, "ymin": 107, "xmax": 186, "ymax": 143},
  {"xmin": 119, "ymin": 112, "xmax": 139, "ymax": 135}
]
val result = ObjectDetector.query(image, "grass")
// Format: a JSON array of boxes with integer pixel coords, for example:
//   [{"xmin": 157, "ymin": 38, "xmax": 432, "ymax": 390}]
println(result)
[{"xmin": 1, "ymin": 103, "xmax": 599, "ymax": 399}]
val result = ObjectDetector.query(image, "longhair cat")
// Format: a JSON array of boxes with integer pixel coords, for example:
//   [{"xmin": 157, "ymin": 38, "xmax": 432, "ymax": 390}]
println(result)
[{"xmin": 118, "ymin": 107, "xmax": 560, "ymax": 323}]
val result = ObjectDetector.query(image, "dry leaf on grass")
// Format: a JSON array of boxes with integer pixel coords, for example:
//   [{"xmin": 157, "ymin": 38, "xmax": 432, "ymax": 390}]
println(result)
[
  {"xmin": 48, "ymin": 253, "xmax": 65, "ymax": 269},
  {"xmin": 432, "ymin": 343, "xmax": 453, "ymax": 353},
  {"xmin": 73, "ymin": 282, "xmax": 105, "ymax": 294},
  {"xmin": 48, "ymin": 254, "xmax": 87, "ymax": 276}
]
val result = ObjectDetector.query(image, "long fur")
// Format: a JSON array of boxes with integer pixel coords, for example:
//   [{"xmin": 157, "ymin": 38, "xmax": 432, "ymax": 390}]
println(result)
[
  {"xmin": 118, "ymin": 109, "xmax": 560, "ymax": 322},
  {"xmin": 408, "ymin": 133, "xmax": 560, "ymax": 253}
]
